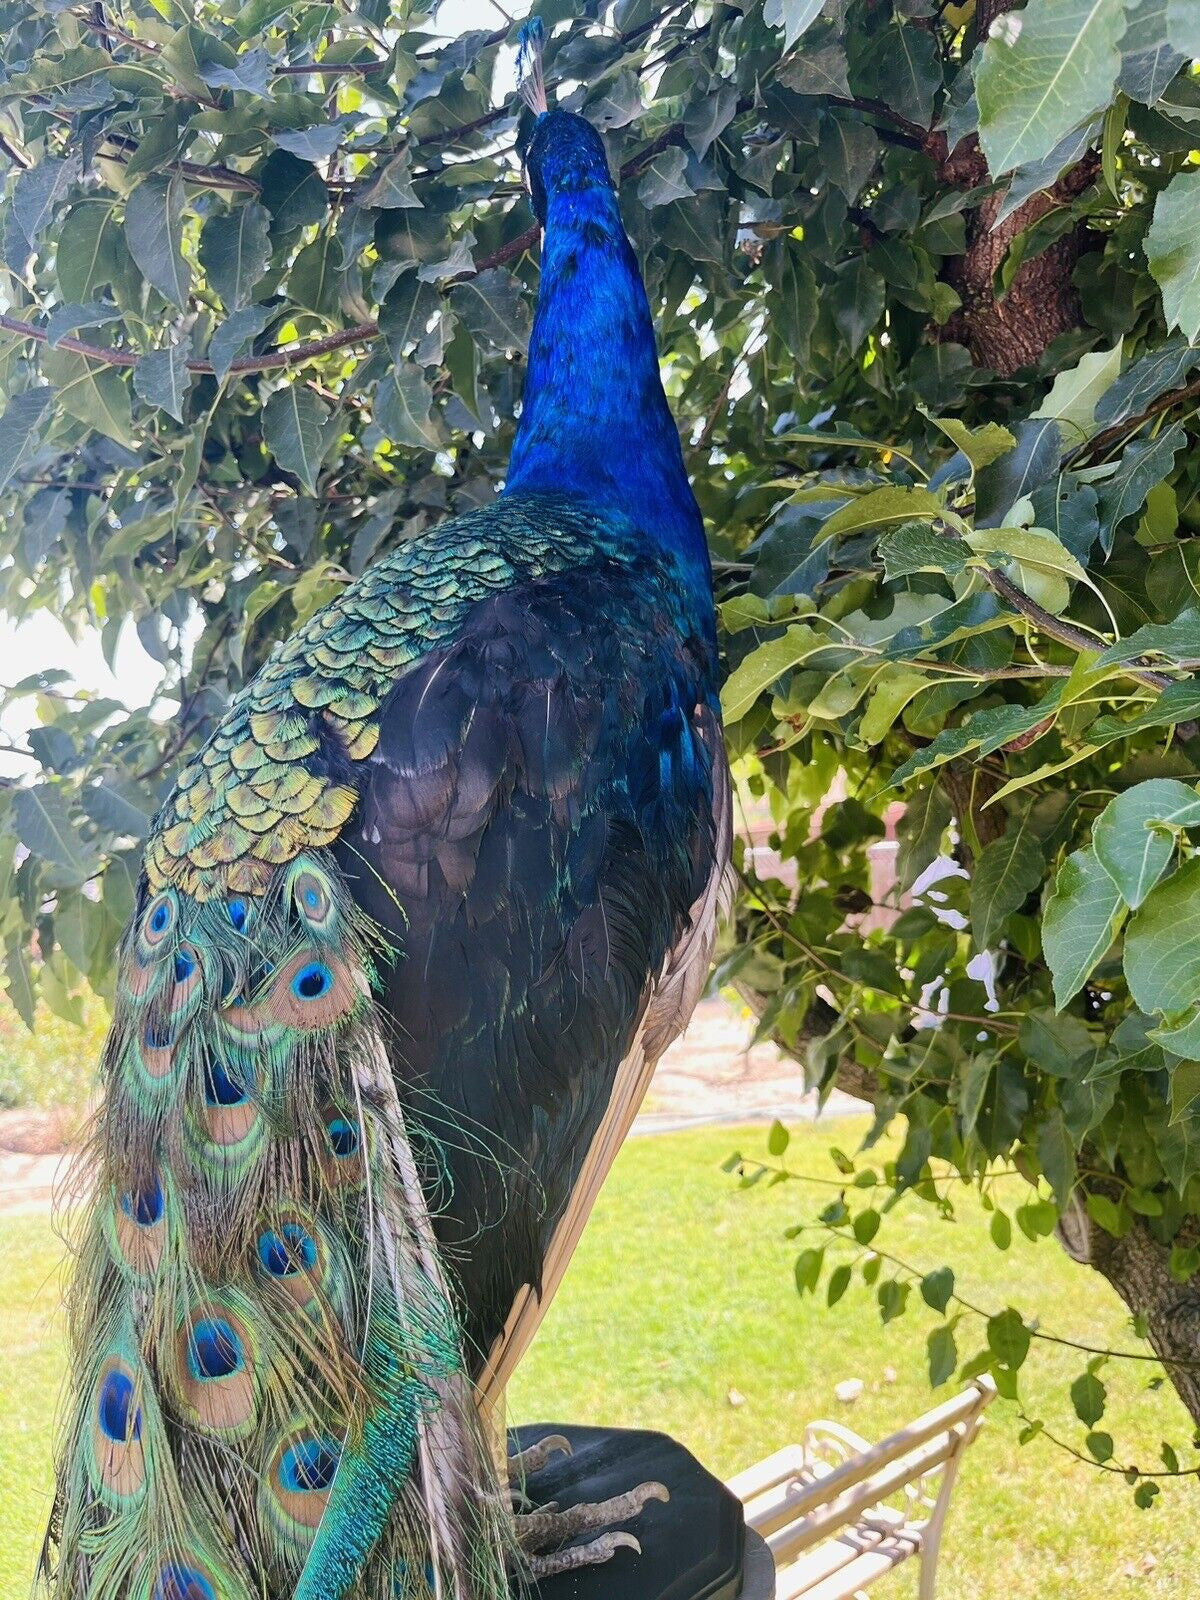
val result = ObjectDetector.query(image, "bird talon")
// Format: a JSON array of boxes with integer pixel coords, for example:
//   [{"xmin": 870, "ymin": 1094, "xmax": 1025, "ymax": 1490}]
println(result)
[
  {"xmin": 514, "ymin": 1479, "xmax": 668, "ymax": 1554},
  {"xmin": 508, "ymin": 1433, "xmax": 573, "ymax": 1483},
  {"xmin": 527, "ymin": 1530, "xmax": 641, "ymax": 1577}
]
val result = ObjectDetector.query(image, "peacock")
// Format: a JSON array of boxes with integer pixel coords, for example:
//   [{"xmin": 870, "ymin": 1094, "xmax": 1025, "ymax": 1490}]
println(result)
[{"xmin": 41, "ymin": 24, "xmax": 730, "ymax": 1600}]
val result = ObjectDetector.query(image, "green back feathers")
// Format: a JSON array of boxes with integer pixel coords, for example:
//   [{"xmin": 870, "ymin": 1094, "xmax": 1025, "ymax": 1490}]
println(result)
[
  {"xmin": 45, "ymin": 853, "xmax": 510, "ymax": 1600},
  {"xmin": 144, "ymin": 497, "xmax": 610, "ymax": 901}
]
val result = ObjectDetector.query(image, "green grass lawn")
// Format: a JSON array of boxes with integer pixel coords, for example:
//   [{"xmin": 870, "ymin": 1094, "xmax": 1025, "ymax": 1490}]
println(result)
[{"xmin": 3, "ymin": 1121, "xmax": 1193, "ymax": 1596}]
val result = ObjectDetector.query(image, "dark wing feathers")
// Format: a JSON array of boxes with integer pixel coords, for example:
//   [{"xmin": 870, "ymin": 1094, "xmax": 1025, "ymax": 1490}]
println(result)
[{"xmin": 335, "ymin": 562, "xmax": 721, "ymax": 1362}]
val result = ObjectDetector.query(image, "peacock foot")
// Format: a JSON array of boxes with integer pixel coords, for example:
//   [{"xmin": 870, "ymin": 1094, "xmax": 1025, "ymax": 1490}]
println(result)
[
  {"xmin": 508, "ymin": 1432, "xmax": 573, "ymax": 1487},
  {"xmin": 514, "ymin": 1481, "xmax": 669, "ymax": 1579}
]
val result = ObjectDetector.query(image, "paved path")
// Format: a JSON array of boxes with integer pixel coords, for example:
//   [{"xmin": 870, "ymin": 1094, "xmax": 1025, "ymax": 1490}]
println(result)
[{"xmin": 0, "ymin": 999, "xmax": 863, "ymax": 1216}]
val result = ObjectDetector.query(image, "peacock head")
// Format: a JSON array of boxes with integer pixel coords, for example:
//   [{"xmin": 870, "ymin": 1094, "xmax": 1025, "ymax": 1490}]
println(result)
[
  {"xmin": 515, "ymin": 17, "xmax": 614, "ymax": 226},
  {"xmin": 523, "ymin": 110, "xmax": 614, "ymax": 225}
]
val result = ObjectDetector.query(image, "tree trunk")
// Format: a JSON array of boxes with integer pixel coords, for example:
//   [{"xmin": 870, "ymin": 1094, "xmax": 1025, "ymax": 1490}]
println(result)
[
  {"xmin": 923, "ymin": 0, "xmax": 1099, "ymax": 377},
  {"xmin": 1058, "ymin": 1195, "xmax": 1200, "ymax": 1427}
]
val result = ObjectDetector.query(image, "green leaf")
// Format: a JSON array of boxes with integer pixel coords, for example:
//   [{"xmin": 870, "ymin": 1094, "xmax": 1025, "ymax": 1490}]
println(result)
[
  {"xmin": 200, "ymin": 46, "xmax": 273, "ymax": 95},
  {"xmin": 262, "ymin": 385, "xmax": 334, "ymax": 495},
  {"xmin": 209, "ymin": 305, "xmax": 271, "ymax": 385},
  {"xmin": 79, "ymin": 783, "xmax": 149, "ymax": 840},
  {"xmin": 920, "ymin": 1266, "xmax": 955, "ymax": 1313},
  {"xmin": 361, "ymin": 154, "xmax": 422, "ymax": 209},
  {"xmin": 966, "ymin": 526, "xmax": 1085, "ymax": 617},
  {"xmin": 273, "ymin": 122, "xmax": 347, "ymax": 162},
  {"xmin": 817, "ymin": 115, "xmax": 880, "ymax": 200},
  {"xmin": 1042, "ymin": 847, "xmax": 1124, "ymax": 1008},
  {"xmin": 1019, "ymin": 1008, "xmax": 1095, "ymax": 1078},
  {"xmin": 379, "ymin": 274, "xmax": 440, "ymax": 360},
  {"xmin": 198, "ymin": 201, "xmax": 272, "ymax": 310},
  {"xmin": 1166, "ymin": 0, "xmax": 1200, "ymax": 52},
  {"xmin": 683, "ymin": 82, "xmax": 740, "ymax": 156},
  {"xmin": 1145, "ymin": 171, "xmax": 1200, "ymax": 340},
  {"xmin": 288, "ymin": 231, "xmax": 341, "ymax": 319},
  {"xmin": 763, "ymin": 0, "xmax": 825, "ymax": 51},
  {"xmin": 133, "ymin": 339, "xmax": 193, "ymax": 422},
  {"xmin": 925, "ymin": 414, "xmax": 1017, "ymax": 472},
  {"xmin": 895, "ymin": 780, "xmax": 953, "ymax": 891},
  {"xmin": 819, "ymin": 486, "xmax": 945, "ymax": 541},
  {"xmin": 927, "ymin": 1322, "xmax": 958, "ymax": 1388},
  {"xmin": 1098, "ymin": 423, "xmax": 1186, "ymax": 551},
  {"xmin": 986, "ymin": 1307, "xmax": 1031, "ymax": 1369},
  {"xmin": 124, "ymin": 175, "xmax": 190, "ymax": 310},
  {"xmin": 376, "ymin": 363, "xmax": 442, "ymax": 451},
  {"xmin": 1071, "ymin": 1371, "xmax": 1107, "ymax": 1427},
  {"xmin": 0, "ymin": 387, "xmax": 53, "ymax": 494},
  {"xmin": 450, "ymin": 267, "xmax": 530, "ymax": 354},
  {"xmin": 976, "ymin": 0, "xmax": 1125, "ymax": 175},
  {"xmin": 878, "ymin": 520, "xmax": 970, "ymax": 581},
  {"xmin": 1086, "ymin": 1430, "xmax": 1114, "ymax": 1462},
  {"xmin": 1120, "ymin": 0, "xmax": 1188, "ymax": 105},
  {"xmin": 1031, "ymin": 341, "xmax": 1124, "ymax": 438},
  {"xmin": 1038, "ymin": 1108, "xmax": 1076, "ymax": 1207},
  {"xmin": 259, "ymin": 150, "xmax": 328, "ymax": 235},
  {"xmin": 772, "ymin": 246, "xmax": 818, "ymax": 366},
  {"xmin": 55, "ymin": 201, "xmax": 134, "ymax": 303},
  {"xmin": 852, "ymin": 21, "xmax": 941, "ymax": 129},
  {"xmin": 1125, "ymin": 858, "xmax": 1200, "ymax": 1016},
  {"xmin": 826, "ymin": 1263, "xmax": 852, "ymax": 1306},
  {"xmin": 5, "ymin": 935, "xmax": 35, "ymax": 1030},
  {"xmin": 41, "ymin": 348, "xmax": 133, "ymax": 447},
  {"xmin": 877, "ymin": 1278, "xmax": 910, "ymax": 1323},
  {"xmin": 793, "ymin": 1246, "xmax": 824, "ymax": 1294},
  {"xmin": 637, "ymin": 147, "xmax": 695, "ymax": 207},
  {"xmin": 887, "ymin": 692, "xmax": 1063, "ymax": 790},
  {"xmin": 778, "ymin": 43, "xmax": 850, "ymax": 98},
  {"xmin": 1092, "ymin": 779, "xmax": 1200, "ymax": 909},
  {"xmin": 1094, "ymin": 335, "xmax": 1200, "ymax": 426},
  {"xmin": 1089, "ymin": 681, "xmax": 1200, "ymax": 748},
  {"xmin": 829, "ymin": 259, "xmax": 885, "ymax": 355},
  {"xmin": 12, "ymin": 784, "xmax": 88, "ymax": 873},
  {"xmin": 970, "ymin": 810, "xmax": 1046, "ymax": 948},
  {"xmin": 858, "ymin": 667, "xmax": 931, "ymax": 745},
  {"xmin": 1095, "ymin": 608, "xmax": 1200, "ymax": 668},
  {"xmin": 974, "ymin": 418, "xmax": 1062, "ymax": 527},
  {"xmin": 1170, "ymin": 1059, "xmax": 1200, "ymax": 1123},
  {"xmin": 767, "ymin": 1119, "xmax": 790, "ymax": 1156},
  {"xmin": 1152, "ymin": 1104, "xmax": 1200, "ymax": 1194},
  {"xmin": 852, "ymin": 1208, "xmax": 880, "ymax": 1246},
  {"xmin": 720, "ymin": 625, "xmax": 825, "ymax": 723},
  {"xmin": 45, "ymin": 300, "xmax": 119, "ymax": 349},
  {"xmin": 10, "ymin": 157, "xmax": 73, "ymax": 257}
]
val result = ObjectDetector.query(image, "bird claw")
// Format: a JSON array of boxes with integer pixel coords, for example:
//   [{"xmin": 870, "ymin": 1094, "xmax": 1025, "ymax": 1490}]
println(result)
[
  {"xmin": 508, "ymin": 1433, "xmax": 573, "ymax": 1484},
  {"xmin": 515, "ymin": 1479, "xmax": 669, "ymax": 1557},
  {"xmin": 526, "ymin": 1530, "xmax": 641, "ymax": 1578}
]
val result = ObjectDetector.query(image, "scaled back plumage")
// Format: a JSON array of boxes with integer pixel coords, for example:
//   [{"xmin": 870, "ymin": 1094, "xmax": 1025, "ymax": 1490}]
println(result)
[{"xmin": 45, "ymin": 66, "xmax": 729, "ymax": 1600}]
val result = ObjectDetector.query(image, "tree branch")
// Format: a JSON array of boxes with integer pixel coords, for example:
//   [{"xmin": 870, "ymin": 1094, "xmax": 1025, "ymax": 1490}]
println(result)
[
  {"xmin": 1067, "ymin": 376, "xmax": 1200, "ymax": 467},
  {"xmin": 981, "ymin": 565, "xmax": 1173, "ymax": 691}
]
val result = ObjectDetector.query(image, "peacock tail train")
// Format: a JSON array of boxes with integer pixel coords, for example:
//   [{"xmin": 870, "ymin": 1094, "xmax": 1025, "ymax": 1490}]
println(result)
[{"xmin": 42, "ymin": 842, "xmax": 512, "ymax": 1600}]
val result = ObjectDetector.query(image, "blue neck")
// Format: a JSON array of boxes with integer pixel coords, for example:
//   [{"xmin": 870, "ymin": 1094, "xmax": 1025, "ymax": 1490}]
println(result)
[{"xmin": 505, "ymin": 181, "xmax": 709, "ymax": 589}]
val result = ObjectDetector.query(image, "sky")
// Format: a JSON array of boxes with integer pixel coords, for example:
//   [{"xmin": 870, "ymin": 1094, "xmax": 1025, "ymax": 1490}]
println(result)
[{"xmin": 0, "ymin": 0, "xmax": 518, "ymax": 764}]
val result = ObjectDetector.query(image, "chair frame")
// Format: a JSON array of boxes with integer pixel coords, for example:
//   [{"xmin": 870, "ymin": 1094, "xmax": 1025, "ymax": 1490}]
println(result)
[{"xmin": 727, "ymin": 1376, "xmax": 997, "ymax": 1599}]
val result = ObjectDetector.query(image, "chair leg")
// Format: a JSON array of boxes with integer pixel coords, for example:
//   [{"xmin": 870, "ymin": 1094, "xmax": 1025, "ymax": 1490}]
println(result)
[{"xmin": 917, "ymin": 1418, "xmax": 977, "ymax": 1600}]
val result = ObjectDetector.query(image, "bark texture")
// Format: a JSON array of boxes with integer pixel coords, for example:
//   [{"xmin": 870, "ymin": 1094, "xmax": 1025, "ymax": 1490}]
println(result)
[
  {"xmin": 1059, "ymin": 1196, "xmax": 1200, "ymax": 1427},
  {"xmin": 924, "ymin": 0, "xmax": 1099, "ymax": 376}
]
